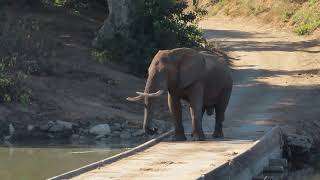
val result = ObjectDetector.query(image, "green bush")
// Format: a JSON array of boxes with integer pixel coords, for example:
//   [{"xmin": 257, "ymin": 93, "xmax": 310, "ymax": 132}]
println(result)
[
  {"xmin": 95, "ymin": 0, "xmax": 206, "ymax": 76},
  {"xmin": 292, "ymin": 9, "xmax": 320, "ymax": 35},
  {"xmin": 0, "ymin": 14, "xmax": 57, "ymax": 104}
]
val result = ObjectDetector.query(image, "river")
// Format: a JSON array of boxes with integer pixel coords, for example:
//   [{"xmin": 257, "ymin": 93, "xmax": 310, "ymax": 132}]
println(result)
[{"xmin": 0, "ymin": 142, "xmax": 136, "ymax": 180}]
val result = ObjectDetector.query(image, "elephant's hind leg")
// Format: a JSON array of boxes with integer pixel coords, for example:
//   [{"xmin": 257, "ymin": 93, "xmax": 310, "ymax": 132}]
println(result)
[
  {"xmin": 168, "ymin": 93, "xmax": 186, "ymax": 141},
  {"xmin": 188, "ymin": 83, "xmax": 205, "ymax": 141},
  {"xmin": 213, "ymin": 89, "xmax": 232, "ymax": 138}
]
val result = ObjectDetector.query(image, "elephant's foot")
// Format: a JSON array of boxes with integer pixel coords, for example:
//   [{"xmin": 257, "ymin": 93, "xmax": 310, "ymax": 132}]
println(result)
[
  {"xmin": 191, "ymin": 131, "xmax": 206, "ymax": 141},
  {"xmin": 213, "ymin": 131, "xmax": 224, "ymax": 138},
  {"xmin": 175, "ymin": 133, "xmax": 187, "ymax": 141}
]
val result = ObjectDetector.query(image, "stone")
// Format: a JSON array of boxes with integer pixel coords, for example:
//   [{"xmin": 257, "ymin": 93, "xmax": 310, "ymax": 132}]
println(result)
[
  {"xmin": 48, "ymin": 120, "xmax": 73, "ymax": 132},
  {"xmin": 89, "ymin": 124, "xmax": 111, "ymax": 136},
  {"xmin": 9, "ymin": 124, "xmax": 15, "ymax": 136},
  {"xmin": 120, "ymin": 131, "xmax": 131, "ymax": 139},
  {"xmin": 286, "ymin": 133, "xmax": 313, "ymax": 152},
  {"xmin": 56, "ymin": 120, "xmax": 73, "ymax": 129},
  {"xmin": 121, "ymin": 121, "xmax": 128, "ymax": 129},
  {"xmin": 151, "ymin": 119, "xmax": 171, "ymax": 132},
  {"xmin": 71, "ymin": 134, "xmax": 80, "ymax": 140},
  {"xmin": 95, "ymin": 134, "xmax": 106, "ymax": 140},
  {"xmin": 40, "ymin": 121, "xmax": 54, "ymax": 131},
  {"xmin": 111, "ymin": 130, "xmax": 121, "ymax": 137},
  {"xmin": 27, "ymin": 125, "xmax": 34, "ymax": 131},
  {"xmin": 113, "ymin": 123, "xmax": 121, "ymax": 130},
  {"xmin": 132, "ymin": 129, "xmax": 145, "ymax": 137}
]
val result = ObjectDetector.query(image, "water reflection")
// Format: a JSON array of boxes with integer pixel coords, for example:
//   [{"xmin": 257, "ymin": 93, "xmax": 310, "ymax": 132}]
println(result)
[{"xmin": 0, "ymin": 142, "xmax": 136, "ymax": 180}]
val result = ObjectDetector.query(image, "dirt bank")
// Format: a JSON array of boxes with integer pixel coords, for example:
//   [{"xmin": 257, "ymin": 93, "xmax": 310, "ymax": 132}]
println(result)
[{"xmin": 0, "ymin": 5, "xmax": 170, "ymax": 143}]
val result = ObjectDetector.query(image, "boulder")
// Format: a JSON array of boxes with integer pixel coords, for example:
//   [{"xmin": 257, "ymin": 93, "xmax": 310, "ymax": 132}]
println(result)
[
  {"xmin": 120, "ymin": 131, "xmax": 131, "ymax": 139},
  {"xmin": 89, "ymin": 124, "xmax": 111, "ymax": 136},
  {"xmin": 48, "ymin": 120, "xmax": 74, "ymax": 132},
  {"xmin": 132, "ymin": 129, "xmax": 145, "ymax": 137},
  {"xmin": 286, "ymin": 133, "xmax": 313, "ymax": 152}
]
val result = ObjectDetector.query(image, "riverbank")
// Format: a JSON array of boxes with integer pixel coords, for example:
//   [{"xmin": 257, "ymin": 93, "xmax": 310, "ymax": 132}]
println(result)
[{"xmin": 0, "ymin": 2, "xmax": 172, "ymax": 144}]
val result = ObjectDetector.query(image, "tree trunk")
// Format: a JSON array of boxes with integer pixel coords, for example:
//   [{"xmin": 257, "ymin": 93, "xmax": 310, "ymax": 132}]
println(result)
[{"xmin": 96, "ymin": 0, "xmax": 143, "ymax": 40}]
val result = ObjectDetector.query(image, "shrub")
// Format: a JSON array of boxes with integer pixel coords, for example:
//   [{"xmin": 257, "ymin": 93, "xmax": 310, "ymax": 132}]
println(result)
[
  {"xmin": 95, "ymin": 0, "xmax": 206, "ymax": 76},
  {"xmin": 292, "ymin": 9, "xmax": 320, "ymax": 35},
  {"xmin": 0, "ymin": 13, "xmax": 57, "ymax": 104}
]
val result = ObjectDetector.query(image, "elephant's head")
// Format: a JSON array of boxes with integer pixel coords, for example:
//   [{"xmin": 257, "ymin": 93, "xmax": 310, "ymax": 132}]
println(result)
[{"xmin": 127, "ymin": 48, "xmax": 205, "ymax": 134}]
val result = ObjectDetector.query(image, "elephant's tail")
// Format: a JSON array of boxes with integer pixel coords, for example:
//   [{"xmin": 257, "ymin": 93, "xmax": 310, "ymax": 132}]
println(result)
[{"xmin": 206, "ymin": 108, "xmax": 214, "ymax": 116}]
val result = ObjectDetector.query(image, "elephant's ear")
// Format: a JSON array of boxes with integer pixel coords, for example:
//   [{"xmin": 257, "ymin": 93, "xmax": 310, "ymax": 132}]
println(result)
[{"xmin": 178, "ymin": 53, "xmax": 205, "ymax": 89}]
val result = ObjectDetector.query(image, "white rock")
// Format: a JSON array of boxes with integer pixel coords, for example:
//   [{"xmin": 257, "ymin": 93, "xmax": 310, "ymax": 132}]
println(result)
[
  {"xmin": 9, "ymin": 124, "xmax": 15, "ymax": 136},
  {"xmin": 27, "ymin": 125, "xmax": 34, "ymax": 131},
  {"xmin": 89, "ymin": 124, "xmax": 111, "ymax": 136}
]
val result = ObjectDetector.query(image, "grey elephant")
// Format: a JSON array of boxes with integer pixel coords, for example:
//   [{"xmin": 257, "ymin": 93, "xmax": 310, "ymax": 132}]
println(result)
[{"xmin": 127, "ymin": 48, "xmax": 232, "ymax": 141}]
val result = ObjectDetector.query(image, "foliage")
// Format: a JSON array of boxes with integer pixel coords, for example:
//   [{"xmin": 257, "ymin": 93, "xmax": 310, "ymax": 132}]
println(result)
[
  {"xmin": 292, "ymin": 9, "xmax": 320, "ymax": 35},
  {"xmin": 0, "ymin": 13, "xmax": 57, "ymax": 104},
  {"xmin": 95, "ymin": 0, "xmax": 207, "ymax": 76}
]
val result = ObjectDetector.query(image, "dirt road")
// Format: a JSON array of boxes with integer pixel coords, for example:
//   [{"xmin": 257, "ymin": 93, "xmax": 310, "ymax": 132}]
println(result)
[{"xmin": 200, "ymin": 16, "xmax": 320, "ymax": 141}]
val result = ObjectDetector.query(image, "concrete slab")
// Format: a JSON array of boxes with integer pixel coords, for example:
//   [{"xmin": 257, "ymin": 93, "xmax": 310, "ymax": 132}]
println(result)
[{"xmin": 71, "ymin": 140, "xmax": 254, "ymax": 180}]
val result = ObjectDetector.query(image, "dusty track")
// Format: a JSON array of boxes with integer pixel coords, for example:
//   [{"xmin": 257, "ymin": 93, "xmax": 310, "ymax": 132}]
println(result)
[{"xmin": 200, "ymin": 16, "xmax": 320, "ymax": 141}]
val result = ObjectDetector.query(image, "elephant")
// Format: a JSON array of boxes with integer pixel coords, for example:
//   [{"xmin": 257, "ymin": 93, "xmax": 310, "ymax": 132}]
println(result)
[{"xmin": 127, "ymin": 48, "xmax": 233, "ymax": 141}]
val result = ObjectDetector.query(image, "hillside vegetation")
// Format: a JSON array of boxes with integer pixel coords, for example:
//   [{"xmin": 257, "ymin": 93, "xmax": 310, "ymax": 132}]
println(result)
[{"xmin": 198, "ymin": 0, "xmax": 320, "ymax": 35}]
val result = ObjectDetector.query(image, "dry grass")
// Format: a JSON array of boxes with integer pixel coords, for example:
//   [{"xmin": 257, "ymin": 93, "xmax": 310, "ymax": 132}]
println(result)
[{"xmin": 200, "ymin": 0, "xmax": 320, "ymax": 35}]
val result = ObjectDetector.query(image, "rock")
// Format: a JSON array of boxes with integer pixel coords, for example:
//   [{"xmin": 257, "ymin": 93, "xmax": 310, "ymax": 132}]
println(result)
[
  {"xmin": 95, "ymin": 134, "xmax": 106, "ymax": 140},
  {"xmin": 79, "ymin": 128, "xmax": 89, "ymax": 135},
  {"xmin": 40, "ymin": 121, "xmax": 54, "ymax": 131},
  {"xmin": 49, "ymin": 123, "xmax": 64, "ymax": 132},
  {"xmin": 111, "ymin": 130, "xmax": 121, "ymax": 137},
  {"xmin": 39, "ymin": 120, "xmax": 74, "ymax": 132},
  {"xmin": 48, "ymin": 120, "xmax": 73, "ymax": 132},
  {"xmin": 89, "ymin": 124, "xmax": 111, "ymax": 136},
  {"xmin": 9, "ymin": 124, "xmax": 15, "ymax": 136},
  {"xmin": 112, "ymin": 123, "xmax": 121, "ymax": 130},
  {"xmin": 132, "ymin": 129, "xmax": 145, "ymax": 137},
  {"xmin": 151, "ymin": 119, "xmax": 171, "ymax": 132},
  {"xmin": 4, "ymin": 135, "xmax": 11, "ymax": 141},
  {"xmin": 27, "ymin": 125, "xmax": 34, "ymax": 131},
  {"xmin": 71, "ymin": 134, "xmax": 80, "ymax": 140},
  {"xmin": 120, "ymin": 131, "xmax": 131, "ymax": 139},
  {"xmin": 56, "ymin": 120, "xmax": 73, "ymax": 129},
  {"xmin": 121, "ymin": 121, "xmax": 128, "ymax": 129},
  {"xmin": 286, "ymin": 133, "xmax": 313, "ymax": 152}
]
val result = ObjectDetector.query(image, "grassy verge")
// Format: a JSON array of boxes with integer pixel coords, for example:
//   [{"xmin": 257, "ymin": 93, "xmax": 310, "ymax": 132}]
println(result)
[{"xmin": 203, "ymin": 0, "xmax": 320, "ymax": 35}]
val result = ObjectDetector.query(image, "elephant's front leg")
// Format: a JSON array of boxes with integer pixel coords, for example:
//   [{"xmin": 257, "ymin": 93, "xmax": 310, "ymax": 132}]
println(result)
[
  {"xmin": 188, "ymin": 84, "xmax": 205, "ymax": 141},
  {"xmin": 168, "ymin": 93, "xmax": 186, "ymax": 141}
]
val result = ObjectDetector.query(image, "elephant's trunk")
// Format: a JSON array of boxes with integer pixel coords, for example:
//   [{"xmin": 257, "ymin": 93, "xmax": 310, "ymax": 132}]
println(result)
[
  {"xmin": 143, "ymin": 97, "xmax": 158, "ymax": 135},
  {"xmin": 142, "ymin": 71, "xmax": 167, "ymax": 135}
]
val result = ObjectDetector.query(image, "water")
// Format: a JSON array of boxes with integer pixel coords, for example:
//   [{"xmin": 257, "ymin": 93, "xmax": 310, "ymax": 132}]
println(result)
[{"xmin": 0, "ymin": 143, "xmax": 134, "ymax": 180}]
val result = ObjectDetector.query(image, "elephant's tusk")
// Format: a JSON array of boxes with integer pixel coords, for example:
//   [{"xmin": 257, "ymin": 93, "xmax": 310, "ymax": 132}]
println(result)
[
  {"xmin": 126, "ymin": 95, "xmax": 144, "ymax": 101},
  {"xmin": 136, "ymin": 90, "xmax": 164, "ymax": 97}
]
